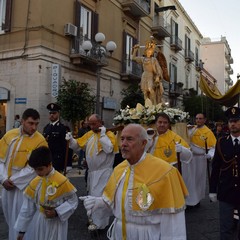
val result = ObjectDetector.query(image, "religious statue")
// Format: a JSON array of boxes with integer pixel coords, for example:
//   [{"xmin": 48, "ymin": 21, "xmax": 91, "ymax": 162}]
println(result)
[{"xmin": 132, "ymin": 36, "xmax": 169, "ymax": 105}]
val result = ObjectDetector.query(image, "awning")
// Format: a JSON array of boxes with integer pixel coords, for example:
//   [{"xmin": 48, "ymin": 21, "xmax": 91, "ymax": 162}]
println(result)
[{"xmin": 199, "ymin": 74, "xmax": 240, "ymax": 107}]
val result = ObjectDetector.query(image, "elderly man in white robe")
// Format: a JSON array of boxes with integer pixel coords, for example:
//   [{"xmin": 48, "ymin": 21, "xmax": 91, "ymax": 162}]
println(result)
[{"xmin": 80, "ymin": 124, "xmax": 188, "ymax": 240}]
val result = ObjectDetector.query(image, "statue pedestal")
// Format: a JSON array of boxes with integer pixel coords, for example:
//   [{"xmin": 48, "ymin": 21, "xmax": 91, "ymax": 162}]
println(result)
[{"xmin": 171, "ymin": 122, "xmax": 189, "ymax": 144}]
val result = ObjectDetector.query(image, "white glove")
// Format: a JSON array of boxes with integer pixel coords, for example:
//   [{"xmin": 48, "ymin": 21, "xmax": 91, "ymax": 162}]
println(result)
[
  {"xmin": 65, "ymin": 132, "xmax": 79, "ymax": 151},
  {"xmin": 79, "ymin": 196, "xmax": 96, "ymax": 217},
  {"xmin": 99, "ymin": 126, "xmax": 106, "ymax": 137},
  {"xmin": 175, "ymin": 143, "xmax": 182, "ymax": 153},
  {"xmin": 205, "ymin": 153, "xmax": 212, "ymax": 159},
  {"xmin": 65, "ymin": 132, "xmax": 73, "ymax": 141},
  {"xmin": 209, "ymin": 193, "xmax": 217, "ymax": 202}
]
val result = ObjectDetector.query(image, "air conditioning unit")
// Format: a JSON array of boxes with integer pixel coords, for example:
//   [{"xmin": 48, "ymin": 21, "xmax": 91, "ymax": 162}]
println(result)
[{"xmin": 64, "ymin": 23, "xmax": 77, "ymax": 36}]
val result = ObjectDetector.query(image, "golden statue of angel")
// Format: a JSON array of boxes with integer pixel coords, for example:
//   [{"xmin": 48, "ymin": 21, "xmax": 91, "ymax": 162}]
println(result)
[{"xmin": 132, "ymin": 36, "xmax": 169, "ymax": 105}]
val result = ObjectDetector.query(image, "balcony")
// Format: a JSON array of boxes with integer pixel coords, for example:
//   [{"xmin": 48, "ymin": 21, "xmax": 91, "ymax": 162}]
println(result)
[
  {"xmin": 151, "ymin": 15, "xmax": 171, "ymax": 39},
  {"xmin": 185, "ymin": 50, "xmax": 194, "ymax": 63},
  {"xmin": 225, "ymin": 64, "xmax": 230, "ymax": 71},
  {"xmin": 170, "ymin": 36, "xmax": 182, "ymax": 52},
  {"xmin": 225, "ymin": 52, "xmax": 234, "ymax": 64},
  {"xmin": 121, "ymin": 0, "xmax": 150, "ymax": 18},
  {"xmin": 169, "ymin": 82, "xmax": 183, "ymax": 97},
  {"xmin": 225, "ymin": 77, "xmax": 232, "ymax": 84},
  {"xmin": 121, "ymin": 59, "xmax": 142, "ymax": 81},
  {"xmin": 70, "ymin": 35, "xmax": 108, "ymax": 69},
  {"xmin": 228, "ymin": 68, "xmax": 233, "ymax": 75}
]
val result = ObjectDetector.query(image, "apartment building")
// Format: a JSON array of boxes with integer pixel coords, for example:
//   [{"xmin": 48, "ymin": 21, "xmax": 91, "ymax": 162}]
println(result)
[
  {"xmin": 0, "ymin": 0, "xmax": 203, "ymax": 133},
  {"xmin": 200, "ymin": 36, "xmax": 234, "ymax": 94}
]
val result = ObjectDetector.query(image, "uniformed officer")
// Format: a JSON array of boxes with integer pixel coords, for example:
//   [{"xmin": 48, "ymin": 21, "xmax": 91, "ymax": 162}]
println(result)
[
  {"xmin": 43, "ymin": 103, "xmax": 67, "ymax": 172},
  {"xmin": 209, "ymin": 106, "xmax": 240, "ymax": 239}
]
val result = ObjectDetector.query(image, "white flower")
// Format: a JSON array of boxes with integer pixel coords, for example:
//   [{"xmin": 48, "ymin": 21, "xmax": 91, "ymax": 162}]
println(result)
[{"xmin": 113, "ymin": 99, "xmax": 189, "ymax": 125}]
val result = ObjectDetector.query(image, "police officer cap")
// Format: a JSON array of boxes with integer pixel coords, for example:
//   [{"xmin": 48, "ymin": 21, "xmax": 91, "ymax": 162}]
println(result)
[
  {"xmin": 47, "ymin": 103, "xmax": 61, "ymax": 112},
  {"xmin": 225, "ymin": 107, "xmax": 240, "ymax": 121}
]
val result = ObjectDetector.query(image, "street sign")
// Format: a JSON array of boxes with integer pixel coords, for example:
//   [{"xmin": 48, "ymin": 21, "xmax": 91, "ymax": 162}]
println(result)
[
  {"xmin": 51, "ymin": 64, "xmax": 61, "ymax": 98},
  {"xmin": 15, "ymin": 98, "xmax": 27, "ymax": 104}
]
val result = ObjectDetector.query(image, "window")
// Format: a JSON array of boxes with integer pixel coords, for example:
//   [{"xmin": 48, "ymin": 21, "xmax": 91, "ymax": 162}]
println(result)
[
  {"xmin": 195, "ymin": 47, "xmax": 199, "ymax": 66},
  {"xmin": 73, "ymin": 2, "xmax": 98, "ymax": 53},
  {"xmin": 125, "ymin": 33, "xmax": 133, "ymax": 72},
  {"xmin": 122, "ymin": 31, "xmax": 138, "ymax": 74},
  {"xmin": 171, "ymin": 19, "xmax": 178, "ymax": 38},
  {"xmin": 185, "ymin": 74, "xmax": 189, "ymax": 89},
  {"xmin": 185, "ymin": 35, "xmax": 191, "ymax": 54},
  {"xmin": 0, "ymin": 0, "xmax": 12, "ymax": 33},
  {"xmin": 80, "ymin": 6, "xmax": 92, "ymax": 39},
  {"xmin": 75, "ymin": 2, "xmax": 98, "ymax": 40},
  {"xmin": 169, "ymin": 63, "xmax": 177, "ymax": 90}
]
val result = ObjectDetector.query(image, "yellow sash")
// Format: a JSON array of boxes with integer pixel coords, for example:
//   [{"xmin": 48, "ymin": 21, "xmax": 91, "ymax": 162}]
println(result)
[
  {"xmin": 0, "ymin": 128, "xmax": 48, "ymax": 172},
  {"xmin": 25, "ymin": 170, "xmax": 76, "ymax": 211},
  {"xmin": 76, "ymin": 130, "xmax": 119, "ymax": 154},
  {"xmin": 7, "ymin": 137, "xmax": 21, "ymax": 177},
  {"xmin": 190, "ymin": 125, "xmax": 216, "ymax": 148},
  {"xmin": 121, "ymin": 167, "xmax": 130, "ymax": 240},
  {"xmin": 103, "ymin": 154, "xmax": 188, "ymax": 212},
  {"xmin": 153, "ymin": 130, "xmax": 190, "ymax": 164}
]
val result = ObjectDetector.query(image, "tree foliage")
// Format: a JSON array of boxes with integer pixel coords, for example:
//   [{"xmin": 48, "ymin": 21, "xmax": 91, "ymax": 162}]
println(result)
[
  {"xmin": 57, "ymin": 79, "xmax": 95, "ymax": 124},
  {"xmin": 183, "ymin": 95, "xmax": 226, "ymax": 122},
  {"xmin": 120, "ymin": 83, "xmax": 144, "ymax": 109}
]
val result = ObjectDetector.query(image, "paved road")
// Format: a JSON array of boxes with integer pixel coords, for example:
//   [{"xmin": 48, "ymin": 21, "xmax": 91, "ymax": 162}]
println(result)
[{"xmin": 0, "ymin": 167, "xmax": 220, "ymax": 240}]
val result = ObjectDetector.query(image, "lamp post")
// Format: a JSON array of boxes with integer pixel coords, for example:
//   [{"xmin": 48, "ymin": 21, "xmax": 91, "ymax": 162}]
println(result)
[{"xmin": 82, "ymin": 33, "xmax": 117, "ymax": 114}]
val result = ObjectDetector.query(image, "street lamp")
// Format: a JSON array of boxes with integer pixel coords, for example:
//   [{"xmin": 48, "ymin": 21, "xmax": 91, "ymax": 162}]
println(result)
[{"xmin": 82, "ymin": 33, "xmax": 117, "ymax": 114}]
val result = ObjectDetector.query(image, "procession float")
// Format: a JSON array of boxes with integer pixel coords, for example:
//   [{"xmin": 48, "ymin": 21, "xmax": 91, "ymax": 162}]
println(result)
[{"xmin": 113, "ymin": 36, "xmax": 189, "ymax": 142}]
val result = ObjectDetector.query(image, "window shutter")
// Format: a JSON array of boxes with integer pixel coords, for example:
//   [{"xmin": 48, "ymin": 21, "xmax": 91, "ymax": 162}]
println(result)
[
  {"xmin": 3, "ymin": 0, "xmax": 12, "ymax": 32},
  {"xmin": 91, "ymin": 12, "xmax": 98, "ymax": 40},
  {"xmin": 122, "ymin": 31, "xmax": 127, "ymax": 59},
  {"xmin": 75, "ymin": 1, "xmax": 81, "ymax": 36}
]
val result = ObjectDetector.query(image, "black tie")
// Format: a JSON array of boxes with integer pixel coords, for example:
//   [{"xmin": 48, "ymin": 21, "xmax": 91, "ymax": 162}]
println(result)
[{"xmin": 234, "ymin": 139, "xmax": 239, "ymax": 154}]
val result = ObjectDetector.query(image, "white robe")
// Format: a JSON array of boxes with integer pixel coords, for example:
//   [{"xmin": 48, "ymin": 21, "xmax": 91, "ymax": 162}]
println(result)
[
  {"xmin": 14, "ymin": 189, "xmax": 78, "ymax": 240},
  {"xmin": 0, "ymin": 137, "xmax": 36, "ymax": 240},
  {"xmin": 71, "ymin": 133, "xmax": 115, "ymax": 229},
  {"xmin": 96, "ymin": 153, "xmax": 187, "ymax": 240},
  {"xmin": 182, "ymin": 144, "xmax": 215, "ymax": 206}
]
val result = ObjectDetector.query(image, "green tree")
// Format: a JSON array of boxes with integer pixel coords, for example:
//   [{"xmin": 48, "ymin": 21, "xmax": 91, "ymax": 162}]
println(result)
[
  {"xmin": 120, "ymin": 83, "xmax": 144, "ymax": 109},
  {"xmin": 183, "ymin": 95, "xmax": 226, "ymax": 122},
  {"xmin": 57, "ymin": 79, "xmax": 95, "ymax": 126}
]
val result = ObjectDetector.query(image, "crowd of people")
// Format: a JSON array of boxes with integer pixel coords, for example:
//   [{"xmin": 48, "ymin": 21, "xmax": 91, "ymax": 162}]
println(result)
[{"xmin": 0, "ymin": 103, "xmax": 240, "ymax": 240}]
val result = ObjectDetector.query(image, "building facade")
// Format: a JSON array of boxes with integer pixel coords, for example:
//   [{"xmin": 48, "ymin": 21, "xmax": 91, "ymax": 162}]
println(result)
[
  {"xmin": 200, "ymin": 36, "xmax": 234, "ymax": 94},
  {"xmin": 0, "ymin": 0, "xmax": 203, "ymax": 134}
]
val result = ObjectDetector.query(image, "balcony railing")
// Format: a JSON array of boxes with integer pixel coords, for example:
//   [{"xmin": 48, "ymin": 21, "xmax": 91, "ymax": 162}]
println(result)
[
  {"xmin": 151, "ymin": 15, "xmax": 171, "ymax": 39},
  {"xmin": 225, "ymin": 64, "xmax": 230, "ymax": 70},
  {"xmin": 169, "ymin": 82, "xmax": 183, "ymax": 97},
  {"xmin": 121, "ymin": 59, "xmax": 142, "ymax": 81},
  {"xmin": 185, "ymin": 50, "xmax": 194, "ymax": 62},
  {"xmin": 225, "ymin": 52, "xmax": 234, "ymax": 64},
  {"xmin": 228, "ymin": 68, "xmax": 233, "ymax": 75},
  {"xmin": 70, "ymin": 35, "xmax": 108, "ymax": 67},
  {"xmin": 225, "ymin": 77, "xmax": 231, "ymax": 84},
  {"xmin": 121, "ymin": 0, "xmax": 150, "ymax": 17},
  {"xmin": 170, "ymin": 36, "xmax": 182, "ymax": 51}
]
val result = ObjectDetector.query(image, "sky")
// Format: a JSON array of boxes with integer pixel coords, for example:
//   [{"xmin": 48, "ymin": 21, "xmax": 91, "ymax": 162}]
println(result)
[{"xmin": 179, "ymin": 0, "xmax": 240, "ymax": 83}]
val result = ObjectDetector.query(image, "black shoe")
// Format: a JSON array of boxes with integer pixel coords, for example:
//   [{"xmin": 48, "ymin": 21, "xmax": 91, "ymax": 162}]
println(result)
[
  {"xmin": 195, "ymin": 202, "xmax": 201, "ymax": 208},
  {"xmin": 186, "ymin": 205, "xmax": 195, "ymax": 210}
]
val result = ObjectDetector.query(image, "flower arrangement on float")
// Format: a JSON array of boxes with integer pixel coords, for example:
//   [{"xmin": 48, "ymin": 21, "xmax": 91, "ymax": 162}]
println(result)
[{"xmin": 113, "ymin": 98, "xmax": 189, "ymax": 126}]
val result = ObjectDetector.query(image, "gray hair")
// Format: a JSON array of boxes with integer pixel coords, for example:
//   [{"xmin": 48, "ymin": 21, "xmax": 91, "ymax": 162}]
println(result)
[{"xmin": 125, "ymin": 123, "xmax": 148, "ymax": 141}]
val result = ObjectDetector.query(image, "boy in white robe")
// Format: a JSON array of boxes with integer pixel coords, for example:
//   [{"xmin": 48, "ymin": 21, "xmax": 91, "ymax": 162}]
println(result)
[{"xmin": 14, "ymin": 146, "xmax": 78, "ymax": 240}]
